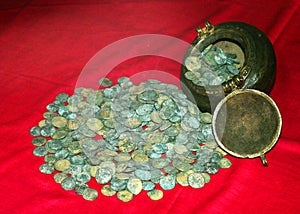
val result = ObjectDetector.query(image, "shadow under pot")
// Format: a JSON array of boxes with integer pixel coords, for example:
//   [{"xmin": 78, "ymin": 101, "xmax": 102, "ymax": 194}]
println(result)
[{"xmin": 180, "ymin": 21, "xmax": 276, "ymax": 113}]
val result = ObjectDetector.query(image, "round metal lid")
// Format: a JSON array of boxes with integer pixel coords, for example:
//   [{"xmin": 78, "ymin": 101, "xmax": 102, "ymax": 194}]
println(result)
[{"xmin": 212, "ymin": 89, "xmax": 282, "ymax": 166}]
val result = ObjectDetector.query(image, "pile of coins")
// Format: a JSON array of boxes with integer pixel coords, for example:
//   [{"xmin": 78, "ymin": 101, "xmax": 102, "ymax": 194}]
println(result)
[
  {"xmin": 30, "ymin": 77, "xmax": 232, "ymax": 201},
  {"xmin": 184, "ymin": 44, "xmax": 241, "ymax": 86}
]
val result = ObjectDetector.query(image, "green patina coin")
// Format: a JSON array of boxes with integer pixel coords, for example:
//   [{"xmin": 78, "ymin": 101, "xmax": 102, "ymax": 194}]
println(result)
[
  {"xmin": 54, "ymin": 173, "xmax": 68, "ymax": 183},
  {"xmin": 39, "ymin": 164, "xmax": 54, "ymax": 174},
  {"xmin": 86, "ymin": 118, "xmax": 103, "ymax": 131},
  {"xmin": 75, "ymin": 184, "xmax": 88, "ymax": 196},
  {"xmin": 82, "ymin": 188, "xmax": 98, "ymax": 201},
  {"xmin": 188, "ymin": 173, "xmax": 205, "ymax": 188},
  {"xmin": 147, "ymin": 189, "xmax": 163, "ymax": 200},
  {"xmin": 51, "ymin": 116, "xmax": 67, "ymax": 128},
  {"xmin": 159, "ymin": 175, "xmax": 176, "ymax": 190},
  {"xmin": 176, "ymin": 170, "xmax": 194, "ymax": 186},
  {"xmin": 101, "ymin": 185, "xmax": 116, "ymax": 196},
  {"xmin": 127, "ymin": 178, "xmax": 143, "ymax": 195},
  {"xmin": 61, "ymin": 177, "xmax": 76, "ymax": 190},
  {"xmin": 32, "ymin": 137, "xmax": 47, "ymax": 146},
  {"xmin": 33, "ymin": 146, "xmax": 48, "ymax": 157},
  {"xmin": 135, "ymin": 169, "xmax": 151, "ymax": 181},
  {"xmin": 99, "ymin": 77, "xmax": 112, "ymax": 87},
  {"xmin": 117, "ymin": 190, "xmax": 133, "ymax": 202},
  {"xmin": 95, "ymin": 167, "xmax": 113, "ymax": 184},
  {"xmin": 201, "ymin": 173, "xmax": 211, "ymax": 183},
  {"xmin": 44, "ymin": 154, "xmax": 57, "ymax": 165},
  {"xmin": 54, "ymin": 159, "xmax": 71, "ymax": 172},
  {"xmin": 30, "ymin": 126, "xmax": 41, "ymax": 136},
  {"xmin": 142, "ymin": 181, "xmax": 155, "ymax": 191},
  {"xmin": 219, "ymin": 158, "xmax": 232, "ymax": 168}
]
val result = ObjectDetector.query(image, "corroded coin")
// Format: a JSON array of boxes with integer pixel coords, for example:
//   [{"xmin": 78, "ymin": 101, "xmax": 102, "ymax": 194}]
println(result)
[
  {"xmin": 86, "ymin": 118, "xmax": 103, "ymax": 131},
  {"xmin": 135, "ymin": 169, "xmax": 151, "ymax": 181},
  {"xmin": 82, "ymin": 188, "xmax": 98, "ymax": 201},
  {"xmin": 52, "ymin": 129, "xmax": 68, "ymax": 140},
  {"xmin": 127, "ymin": 178, "xmax": 143, "ymax": 195},
  {"xmin": 54, "ymin": 173, "xmax": 68, "ymax": 183},
  {"xmin": 61, "ymin": 177, "xmax": 76, "ymax": 190},
  {"xmin": 51, "ymin": 116, "xmax": 67, "ymax": 128},
  {"xmin": 99, "ymin": 77, "xmax": 112, "ymax": 87},
  {"xmin": 33, "ymin": 146, "xmax": 48, "ymax": 157},
  {"xmin": 147, "ymin": 189, "xmax": 163, "ymax": 200},
  {"xmin": 99, "ymin": 161, "xmax": 116, "ymax": 175},
  {"xmin": 101, "ymin": 185, "xmax": 116, "ymax": 196},
  {"xmin": 132, "ymin": 150, "xmax": 149, "ymax": 163},
  {"xmin": 199, "ymin": 112, "xmax": 212, "ymax": 123},
  {"xmin": 30, "ymin": 126, "xmax": 41, "ymax": 136},
  {"xmin": 176, "ymin": 170, "xmax": 194, "ymax": 186},
  {"xmin": 188, "ymin": 173, "xmax": 205, "ymax": 188},
  {"xmin": 174, "ymin": 143, "xmax": 188, "ymax": 155},
  {"xmin": 159, "ymin": 175, "xmax": 176, "ymax": 190},
  {"xmin": 44, "ymin": 154, "xmax": 57, "ymax": 165},
  {"xmin": 39, "ymin": 164, "xmax": 54, "ymax": 174},
  {"xmin": 118, "ymin": 138, "xmax": 135, "ymax": 153},
  {"xmin": 32, "ymin": 137, "xmax": 47, "ymax": 146},
  {"xmin": 124, "ymin": 117, "xmax": 141, "ymax": 129},
  {"xmin": 114, "ymin": 152, "xmax": 131, "ymax": 162},
  {"xmin": 219, "ymin": 158, "xmax": 232, "ymax": 168},
  {"xmin": 95, "ymin": 167, "xmax": 113, "ymax": 184},
  {"xmin": 117, "ymin": 190, "xmax": 133, "ymax": 202},
  {"xmin": 54, "ymin": 159, "xmax": 71, "ymax": 172},
  {"xmin": 67, "ymin": 119, "xmax": 80, "ymax": 130},
  {"xmin": 201, "ymin": 173, "xmax": 211, "ymax": 183},
  {"xmin": 150, "ymin": 111, "xmax": 162, "ymax": 124},
  {"xmin": 67, "ymin": 141, "xmax": 82, "ymax": 154},
  {"xmin": 89, "ymin": 166, "xmax": 100, "ymax": 177}
]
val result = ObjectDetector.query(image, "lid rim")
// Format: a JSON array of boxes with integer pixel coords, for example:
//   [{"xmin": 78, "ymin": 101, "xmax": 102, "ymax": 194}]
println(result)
[{"xmin": 212, "ymin": 89, "xmax": 282, "ymax": 159}]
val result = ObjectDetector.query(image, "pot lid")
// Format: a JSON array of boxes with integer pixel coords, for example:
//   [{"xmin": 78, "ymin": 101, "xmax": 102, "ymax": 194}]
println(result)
[{"xmin": 212, "ymin": 89, "xmax": 282, "ymax": 166}]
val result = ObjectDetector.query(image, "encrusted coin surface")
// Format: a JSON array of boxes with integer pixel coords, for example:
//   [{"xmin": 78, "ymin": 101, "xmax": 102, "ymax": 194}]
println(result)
[
  {"xmin": 127, "ymin": 178, "xmax": 143, "ymax": 195},
  {"xmin": 101, "ymin": 185, "xmax": 116, "ymax": 196},
  {"xmin": 188, "ymin": 173, "xmax": 205, "ymax": 188},
  {"xmin": 117, "ymin": 190, "xmax": 133, "ymax": 202},
  {"xmin": 147, "ymin": 189, "xmax": 163, "ymax": 200},
  {"xmin": 82, "ymin": 188, "xmax": 98, "ymax": 201},
  {"xmin": 54, "ymin": 159, "xmax": 71, "ymax": 172}
]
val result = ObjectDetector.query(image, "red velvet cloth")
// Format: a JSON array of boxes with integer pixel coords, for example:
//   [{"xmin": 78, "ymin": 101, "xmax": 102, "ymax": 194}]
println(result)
[{"xmin": 1, "ymin": 0, "xmax": 300, "ymax": 213}]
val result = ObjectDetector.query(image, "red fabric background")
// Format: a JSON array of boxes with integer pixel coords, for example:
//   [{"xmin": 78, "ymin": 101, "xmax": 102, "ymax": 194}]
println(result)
[{"xmin": 1, "ymin": 0, "xmax": 300, "ymax": 213}]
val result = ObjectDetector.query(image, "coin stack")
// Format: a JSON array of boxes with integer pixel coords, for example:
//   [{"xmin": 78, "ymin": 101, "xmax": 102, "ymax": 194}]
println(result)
[{"xmin": 30, "ymin": 77, "xmax": 232, "ymax": 201}]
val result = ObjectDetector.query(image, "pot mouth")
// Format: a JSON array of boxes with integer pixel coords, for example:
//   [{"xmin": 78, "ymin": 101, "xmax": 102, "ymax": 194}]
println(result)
[
  {"xmin": 181, "ymin": 22, "xmax": 253, "ymax": 95},
  {"xmin": 211, "ymin": 89, "xmax": 282, "ymax": 165}
]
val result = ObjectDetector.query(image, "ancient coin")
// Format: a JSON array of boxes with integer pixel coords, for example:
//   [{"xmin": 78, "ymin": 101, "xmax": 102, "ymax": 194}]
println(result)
[
  {"xmin": 54, "ymin": 159, "xmax": 71, "ymax": 172},
  {"xmin": 51, "ymin": 116, "xmax": 67, "ymax": 128},
  {"xmin": 99, "ymin": 77, "xmax": 112, "ymax": 87},
  {"xmin": 54, "ymin": 173, "xmax": 68, "ymax": 183},
  {"xmin": 117, "ymin": 190, "xmax": 133, "ymax": 202},
  {"xmin": 86, "ymin": 118, "xmax": 103, "ymax": 131},
  {"xmin": 82, "ymin": 188, "xmax": 98, "ymax": 201},
  {"xmin": 219, "ymin": 158, "xmax": 232, "ymax": 168},
  {"xmin": 33, "ymin": 146, "xmax": 48, "ymax": 157},
  {"xmin": 127, "ymin": 178, "xmax": 143, "ymax": 195},
  {"xmin": 61, "ymin": 177, "xmax": 76, "ymax": 190},
  {"xmin": 101, "ymin": 185, "xmax": 116, "ymax": 196},
  {"xmin": 188, "ymin": 173, "xmax": 205, "ymax": 188},
  {"xmin": 147, "ymin": 189, "xmax": 163, "ymax": 200},
  {"xmin": 159, "ymin": 175, "xmax": 176, "ymax": 190},
  {"xmin": 39, "ymin": 164, "xmax": 54, "ymax": 174},
  {"xmin": 95, "ymin": 167, "xmax": 113, "ymax": 184}
]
